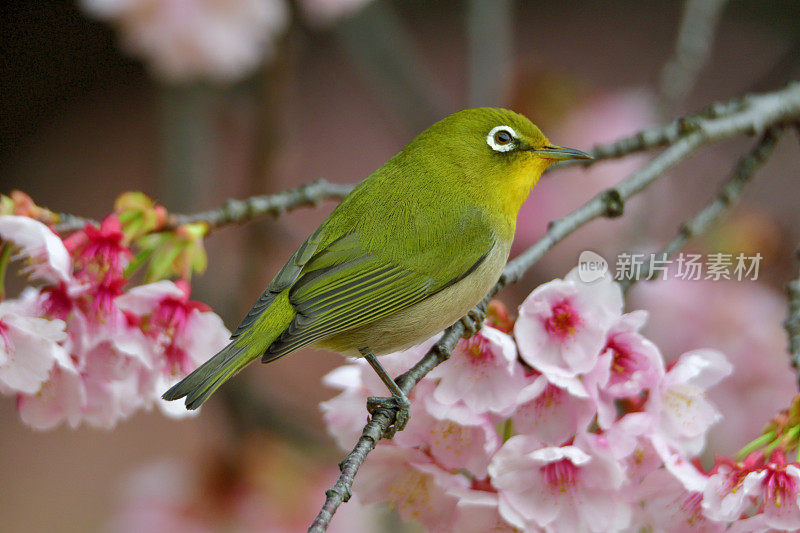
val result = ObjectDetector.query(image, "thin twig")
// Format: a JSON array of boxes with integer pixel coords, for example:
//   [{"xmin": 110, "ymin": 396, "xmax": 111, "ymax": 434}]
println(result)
[
  {"xmin": 786, "ymin": 248, "xmax": 800, "ymax": 384},
  {"xmin": 308, "ymin": 82, "xmax": 800, "ymax": 532},
  {"xmin": 54, "ymin": 179, "xmax": 354, "ymax": 233},
  {"xmin": 620, "ymin": 126, "xmax": 784, "ymax": 292}
]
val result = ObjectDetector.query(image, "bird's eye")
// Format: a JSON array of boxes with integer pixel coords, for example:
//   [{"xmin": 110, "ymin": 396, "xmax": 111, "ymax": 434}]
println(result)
[
  {"xmin": 486, "ymin": 125, "xmax": 518, "ymax": 152},
  {"xmin": 494, "ymin": 130, "xmax": 512, "ymax": 145}
]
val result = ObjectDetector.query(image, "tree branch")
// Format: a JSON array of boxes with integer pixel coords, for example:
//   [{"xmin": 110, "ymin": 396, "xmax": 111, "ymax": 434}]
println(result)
[
  {"xmin": 54, "ymin": 179, "xmax": 354, "ymax": 233},
  {"xmin": 786, "ymin": 247, "xmax": 800, "ymax": 385},
  {"xmin": 308, "ymin": 82, "xmax": 800, "ymax": 531},
  {"xmin": 620, "ymin": 126, "xmax": 784, "ymax": 292}
]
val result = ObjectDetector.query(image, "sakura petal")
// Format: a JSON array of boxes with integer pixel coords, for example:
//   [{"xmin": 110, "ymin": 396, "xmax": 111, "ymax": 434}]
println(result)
[
  {"xmin": 115, "ymin": 280, "xmax": 184, "ymax": 315},
  {"xmin": 431, "ymin": 326, "xmax": 529, "ymax": 414},
  {"xmin": 17, "ymin": 362, "xmax": 86, "ymax": 430},
  {"xmin": 322, "ymin": 364, "xmax": 363, "ymax": 390},
  {"xmin": 0, "ymin": 309, "xmax": 67, "ymax": 394},
  {"xmin": 0, "ymin": 215, "xmax": 71, "ymax": 283}
]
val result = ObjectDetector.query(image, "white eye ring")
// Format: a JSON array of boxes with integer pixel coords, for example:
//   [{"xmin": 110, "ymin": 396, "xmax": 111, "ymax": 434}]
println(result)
[{"xmin": 487, "ymin": 125, "xmax": 518, "ymax": 152}]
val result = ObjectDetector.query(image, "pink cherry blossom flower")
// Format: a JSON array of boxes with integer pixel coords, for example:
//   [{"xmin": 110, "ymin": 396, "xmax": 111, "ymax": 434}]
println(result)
[
  {"xmin": 631, "ymin": 468, "xmax": 723, "ymax": 532},
  {"xmin": 0, "ymin": 300, "xmax": 67, "ymax": 395},
  {"xmin": 655, "ymin": 349, "xmax": 732, "ymax": 457},
  {"xmin": 39, "ymin": 282, "xmax": 77, "ymax": 320},
  {"xmin": 85, "ymin": 274, "xmax": 128, "ymax": 318},
  {"xmin": 704, "ymin": 452, "xmax": 800, "ymax": 530},
  {"xmin": 116, "ymin": 279, "xmax": 230, "ymax": 416},
  {"xmin": 63, "ymin": 215, "xmax": 132, "ymax": 278},
  {"xmin": 81, "ymin": 0, "xmax": 289, "ymax": 83},
  {"xmin": 17, "ymin": 348, "xmax": 86, "ymax": 430},
  {"xmin": 702, "ymin": 454, "xmax": 763, "ymax": 523},
  {"xmin": 450, "ymin": 489, "xmax": 530, "ymax": 532},
  {"xmin": 631, "ymin": 278, "xmax": 796, "ymax": 456},
  {"xmin": 488, "ymin": 434, "xmax": 631, "ymax": 532},
  {"xmin": 429, "ymin": 326, "xmax": 530, "ymax": 415},
  {"xmin": 511, "ymin": 377, "xmax": 596, "ymax": 446},
  {"xmin": 0, "ymin": 215, "xmax": 71, "ymax": 283},
  {"xmin": 757, "ymin": 452, "xmax": 800, "ymax": 529},
  {"xmin": 515, "ymin": 267, "xmax": 622, "ymax": 381},
  {"xmin": 604, "ymin": 414, "xmax": 664, "ymax": 486},
  {"xmin": 584, "ymin": 311, "xmax": 664, "ymax": 428},
  {"xmin": 395, "ymin": 381, "xmax": 500, "ymax": 478},
  {"xmin": 354, "ymin": 445, "xmax": 469, "ymax": 531}
]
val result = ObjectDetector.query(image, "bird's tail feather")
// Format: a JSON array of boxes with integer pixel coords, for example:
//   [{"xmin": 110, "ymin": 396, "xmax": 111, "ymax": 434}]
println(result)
[{"xmin": 162, "ymin": 339, "xmax": 259, "ymax": 410}]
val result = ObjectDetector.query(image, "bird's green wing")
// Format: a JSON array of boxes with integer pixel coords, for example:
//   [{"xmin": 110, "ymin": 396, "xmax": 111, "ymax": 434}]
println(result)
[
  {"xmin": 262, "ymin": 225, "xmax": 495, "ymax": 361},
  {"xmin": 230, "ymin": 225, "xmax": 326, "ymax": 339}
]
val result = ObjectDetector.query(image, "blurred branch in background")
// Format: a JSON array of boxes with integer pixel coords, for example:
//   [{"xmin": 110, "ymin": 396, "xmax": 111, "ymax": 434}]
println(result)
[
  {"xmin": 309, "ymin": 81, "xmax": 800, "ymax": 532},
  {"xmin": 658, "ymin": 0, "xmax": 727, "ymax": 115},
  {"xmin": 467, "ymin": 0, "xmax": 514, "ymax": 107},
  {"xmin": 334, "ymin": 1, "xmax": 452, "ymax": 132},
  {"xmin": 158, "ymin": 84, "xmax": 217, "ymax": 212}
]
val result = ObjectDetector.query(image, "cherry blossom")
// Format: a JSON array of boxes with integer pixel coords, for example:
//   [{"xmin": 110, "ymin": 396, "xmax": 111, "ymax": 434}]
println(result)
[
  {"xmin": 0, "ymin": 211, "xmax": 230, "ymax": 428},
  {"xmin": 429, "ymin": 326, "xmax": 529, "ymax": 415},
  {"xmin": 395, "ymin": 381, "xmax": 500, "ymax": 478},
  {"xmin": 585, "ymin": 310, "xmax": 664, "ymax": 428},
  {"xmin": 0, "ymin": 215, "xmax": 71, "ymax": 283},
  {"xmin": 655, "ymin": 349, "xmax": 732, "ymax": 457},
  {"xmin": 17, "ymin": 353, "xmax": 86, "ymax": 430},
  {"xmin": 488, "ymin": 434, "xmax": 630, "ymax": 532},
  {"xmin": 632, "ymin": 277, "xmax": 797, "ymax": 456},
  {"xmin": 0, "ymin": 300, "xmax": 67, "ymax": 394},
  {"xmin": 515, "ymin": 267, "xmax": 622, "ymax": 381},
  {"xmin": 450, "ymin": 489, "xmax": 527, "ymax": 532},
  {"xmin": 354, "ymin": 445, "xmax": 469, "ymax": 531},
  {"xmin": 64, "ymin": 215, "xmax": 132, "ymax": 278},
  {"xmin": 511, "ymin": 378, "xmax": 596, "ymax": 446},
  {"xmin": 116, "ymin": 279, "xmax": 230, "ymax": 417},
  {"xmin": 703, "ymin": 452, "xmax": 800, "ymax": 530},
  {"xmin": 318, "ymin": 267, "xmax": 741, "ymax": 532},
  {"xmin": 702, "ymin": 455, "xmax": 763, "ymax": 523},
  {"xmin": 631, "ymin": 468, "xmax": 723, "ymax": 532}
]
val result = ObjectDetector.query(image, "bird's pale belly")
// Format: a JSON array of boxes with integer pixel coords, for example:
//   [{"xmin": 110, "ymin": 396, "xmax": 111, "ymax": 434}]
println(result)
[{"xmin": 316, "ymin": 239, "xmax": 511, "ymax": 357}]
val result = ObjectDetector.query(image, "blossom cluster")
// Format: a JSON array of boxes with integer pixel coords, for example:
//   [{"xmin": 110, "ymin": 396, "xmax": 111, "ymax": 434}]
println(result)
[
  {"xmin": 0, "ymin": 213, "xmax": 229, "ymax": 429},
  {"xmin": 321, "ymin": 268, "xmax": 800, "ymax": 532}
]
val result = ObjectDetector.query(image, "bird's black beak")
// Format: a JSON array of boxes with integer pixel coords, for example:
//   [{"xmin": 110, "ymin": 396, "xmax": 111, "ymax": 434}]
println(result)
[{"xmin": 533, "ymin": 145, "xmax": 593, "ymax": 161}]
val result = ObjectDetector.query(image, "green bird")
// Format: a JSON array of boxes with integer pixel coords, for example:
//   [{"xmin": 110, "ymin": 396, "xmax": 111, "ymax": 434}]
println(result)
[{"xmin": 163, "ymin": 108, "xmax": 590, "ymax": 430}]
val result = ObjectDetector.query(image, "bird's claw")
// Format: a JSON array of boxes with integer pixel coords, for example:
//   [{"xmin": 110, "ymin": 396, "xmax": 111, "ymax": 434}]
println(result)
[
  {"xmin": 460, "ymin": 308, "xmax": 486, "ymax": 338},
  {"xmin": 367, "ymin": 395, "xmax": 410, "ymax": 439}
]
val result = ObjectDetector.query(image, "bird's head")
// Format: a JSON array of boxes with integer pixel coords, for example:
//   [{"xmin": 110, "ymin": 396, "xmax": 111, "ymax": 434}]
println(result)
[{"xmin": 413, "ymin": 107, "xmax": 592, "ymax": 222}]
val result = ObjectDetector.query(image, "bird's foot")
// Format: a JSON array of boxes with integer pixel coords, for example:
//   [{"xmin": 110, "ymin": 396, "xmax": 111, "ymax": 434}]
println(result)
[
  {"xmin": 367, "ymin": 394, "xmax": 411, "ymax": 439},
  {"xmin": 460, "ymin": 308, "xmax": 486, "ymax": 338}
]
